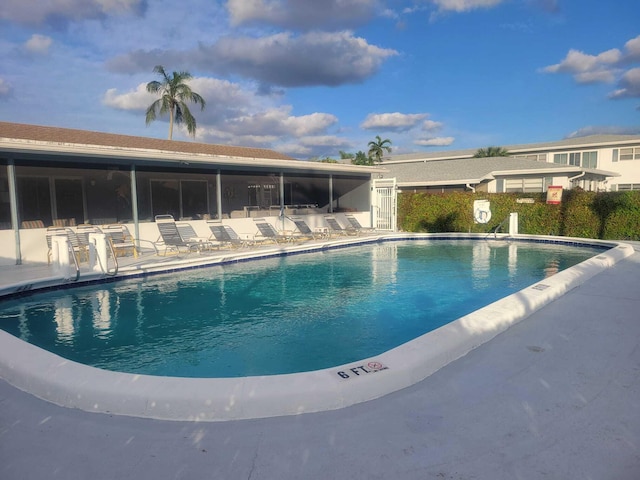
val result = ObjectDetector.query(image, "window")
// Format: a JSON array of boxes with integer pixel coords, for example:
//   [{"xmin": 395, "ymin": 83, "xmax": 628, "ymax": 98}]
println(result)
[
  {"xmin": 513, "ymin": 153, "xmax": 547, "ymax": 162},
  {"xmin": 582, "ymin": 151, "xmax": 597, "ymax": 168},
  {"xmin": 181, "ymin": 180, "xmax": 208, "ymax": 219},
  {"xmin": 18, "ymin": 176, "xmax": 52, "ymax": 226},
  {"xmin": 616, "ymin": 184, "xmax": 640, "ymax": 191},
  {"xmin": 569, "ymin": 152, "xmax": 581, "ymax": 166},
  {"xmin": 553, "ymin": 153, "xmax": 568, "ymax": 165},
  {"xmin": 619, "ymin": 147, "xmax": 640, "ymax": 161},
  {"xmin": 613, "ymin": 149, "xmax": 618, "ymax": 162},
  {"xmin": 504, "ymin": 178, "xmax": 545, "ymax": 193}
]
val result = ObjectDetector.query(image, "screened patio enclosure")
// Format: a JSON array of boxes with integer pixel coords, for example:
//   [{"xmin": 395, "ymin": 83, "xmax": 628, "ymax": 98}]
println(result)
[
  {"xmin": 0, "ymin": 122, "xmax": 384, "ymax": 264},
  {"xmin": 0, "ymin": 163, "xmax": 371, "ymax": 228}
]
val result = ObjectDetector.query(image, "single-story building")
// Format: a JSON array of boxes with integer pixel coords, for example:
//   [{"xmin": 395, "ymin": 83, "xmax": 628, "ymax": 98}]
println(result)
[
  {"xmin": 0, "ymin": 122, "xmax": 389, "ymax": 265},
  {"xmin": 381, "ymin": 155, "xmax": 619, "ymax": 193},
  {"xmin": 382, "ymin": 134, "xmax": 639, "ymax": 193}
]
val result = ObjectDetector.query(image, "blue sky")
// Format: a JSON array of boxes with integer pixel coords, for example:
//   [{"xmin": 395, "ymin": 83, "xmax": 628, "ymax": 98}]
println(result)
[{"xmin": 1, "ymin": 0, "xmax": 639, "ymax": 159}]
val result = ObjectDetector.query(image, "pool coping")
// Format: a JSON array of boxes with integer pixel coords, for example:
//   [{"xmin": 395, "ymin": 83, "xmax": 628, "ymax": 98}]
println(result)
[{"xmin": 0, "ymin": 234, "xmax": 634, "ymax": 421}]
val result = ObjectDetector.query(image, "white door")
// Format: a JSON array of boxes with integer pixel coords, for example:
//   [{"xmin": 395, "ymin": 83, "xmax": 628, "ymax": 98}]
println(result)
[{"xmin": 372, "ymin": 178, "xmax": 397, "ymax": 231}]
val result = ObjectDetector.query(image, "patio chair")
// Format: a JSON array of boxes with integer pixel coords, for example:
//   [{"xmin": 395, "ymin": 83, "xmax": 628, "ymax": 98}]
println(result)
[
  {"xmin": 207, "ymin": 222, "xmax": 249, "ymax": 248},
  {"xmin": 289, "ymin": 217, "xmax": 324, "ymax": 240},
  {"xmin": 176, "ymin": 222, "xmax": 218, "ymax": 251},
  {"xmin": 344, "ymin": 214, "xmax": 375, "ymax": 234},
  {"xmin": 45, "ymin": 226, "xmax": 67, "ymax": 264},
  {"xmin": 253, "ymin": 219, "xmax": 287, "ymax": 243},
  {"xmin": 21, "ymin": 220, "xmax": 45, "ymax": 229},
  {"xmin": 154, "ymin": 215, "xmax": 203, "ymax": 255},
  {"xmin": 75, "ymin": 224, "xmax": 103, "ymax": 249},
  {"xmin": 324, "ymin": 216, "xmax": 357, "ymax": 237},
  {"xmin": 103, "ymin": 224, "xmax": 139, "ymax": 258},
  {"xmin": 45, "ymin": 227, "xmax": 87, "ymax": 264}
]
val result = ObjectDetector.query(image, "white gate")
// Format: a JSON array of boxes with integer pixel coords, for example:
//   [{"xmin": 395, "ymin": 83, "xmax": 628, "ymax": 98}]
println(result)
[{"xmin": 372, "ymin": 178, "xmax": 397, "ymax": 231}]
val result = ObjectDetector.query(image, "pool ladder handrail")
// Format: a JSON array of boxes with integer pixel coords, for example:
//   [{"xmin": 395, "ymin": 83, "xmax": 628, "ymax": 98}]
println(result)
[
  {"xmin": 67, "ymin": 240, "xmax": 81, "ymax": 282},
  {"xmin": 487, "ymin": 215, "xmax": 511, "ymax": 239},
  {"xmin": 95, "ymin": 239, "xmax": 119, "ymax": 276}
]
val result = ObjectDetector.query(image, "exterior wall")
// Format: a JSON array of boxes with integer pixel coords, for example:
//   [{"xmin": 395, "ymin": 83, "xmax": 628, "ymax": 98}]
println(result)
[
  {"xmin": 0, "ymin": 212, "xmax": 372, "ymax": 266},
  {"xmin": 536, "ymin": 144, "xmax": 640, "ymax": 191}
]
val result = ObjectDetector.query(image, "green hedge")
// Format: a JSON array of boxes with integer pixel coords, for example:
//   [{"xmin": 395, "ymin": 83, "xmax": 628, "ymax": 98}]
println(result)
[{"xmin": 398, "ymin": 190, "xmax": 640, "ymax": 240}]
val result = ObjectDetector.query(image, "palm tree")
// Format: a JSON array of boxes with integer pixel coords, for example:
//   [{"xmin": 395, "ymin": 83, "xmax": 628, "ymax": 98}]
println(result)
[
  {"xmin": 367, "ymin": 135, "xmax": 392, "ymax": 163},
  {"xmin": 145, "ymin": 65, "xmax": 206, "ymax": 140},
  {"xmin": 473, "ymin": 146, "xmax": 510, "ymax": 158}
]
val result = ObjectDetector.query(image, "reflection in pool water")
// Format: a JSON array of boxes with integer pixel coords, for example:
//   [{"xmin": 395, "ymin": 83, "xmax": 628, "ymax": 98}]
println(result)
[{"xmin": 0, "ymin": 240, "xmax": 604, "ymax": 378}]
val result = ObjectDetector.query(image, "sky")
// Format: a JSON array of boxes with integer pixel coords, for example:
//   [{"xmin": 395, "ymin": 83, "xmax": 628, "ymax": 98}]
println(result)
[{"xmin": 1, "ymin": 0, "xmax": 639, "ymax": 160}]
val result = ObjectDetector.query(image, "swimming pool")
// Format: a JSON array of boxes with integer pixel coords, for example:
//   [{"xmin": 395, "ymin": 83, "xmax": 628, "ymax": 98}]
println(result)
[
  {"xmin": 0, "ymin": 239, "xmax": 608, "ymax": 377},
  {"xmin": 0, "ymin": 235, "xmax": 633, "ymax": 420}
]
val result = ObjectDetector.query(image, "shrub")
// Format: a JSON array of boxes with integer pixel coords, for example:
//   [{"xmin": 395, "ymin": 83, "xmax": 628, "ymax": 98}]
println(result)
[{"xmin": 398, "ymin": 190, "xmax": 640, "ymax": 240}]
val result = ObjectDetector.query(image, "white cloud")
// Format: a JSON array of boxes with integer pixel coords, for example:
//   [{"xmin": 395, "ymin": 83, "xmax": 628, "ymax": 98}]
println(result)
[
  {"xmin": 431, "ymin": 0, "xmax": 504, "ymax": 12},
  {"xmin": 414, "ymin": 137, "xmax": 455, "ymax": 146},
  {"xmin": 24, "ymin": 34, "xmax": 53, "ymax": 55},
  {"xmin": 608, "ymin": 68, "xmax": 640, "ymax": 99},
  {"xmin": 430, "ymin": 0, "xmax": 504, "ymax": 17},
  {"xmin": 621, "ymin": 35, "xmax": 640, "ymax": 64},
  {"xmin": 361, "ymin": 112, "xmax": 427, "ymax": 131},
  {"xmin": 102, "ymin": 83, "xmax": 155, "ymax": 111},
  {"xmin": 102, "ymin": 75, "xmax": 343, "ymax": 154},
  {"xmin": 107, "ymin": 31, "xmax": 398, "ymax": 88},
  {"xmin": 204, "ymin": 31, "xmax": 398, "ymax": 87},
  {"xmin": 422, "ymin": 119, "xmax": 443, "ymax": 131},
  {"xmin": 543, "ymin": 48, "xmax": 621, "ymax": 84},
  {"xmin": 566, "ymin": 125, "xmax": 640, "ymax": 138},
  {"xmin": 226, "ymin": 0, "xmax": 376, "ymax": 30},
  {"xmin": 0, "ymin": 78, "xmax": 13, "ymax": 98},
  {"xmin": 543, "ymin": 34, "xmax": 640, "ymax": 106},
  {"xmin": 0, "ymin": 0, "xmax": 145, "ymax": 26}
]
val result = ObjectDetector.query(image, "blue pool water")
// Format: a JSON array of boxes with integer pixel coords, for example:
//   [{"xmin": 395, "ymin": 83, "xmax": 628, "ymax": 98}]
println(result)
[{"xmin": 0, "ymin": 240, "xmax": 604, "ymax": 377}]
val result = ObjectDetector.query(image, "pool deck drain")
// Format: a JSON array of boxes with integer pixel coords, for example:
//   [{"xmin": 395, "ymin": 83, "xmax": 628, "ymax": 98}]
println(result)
[{"xmin": 0, "ymin": 238, "xmax": 639, "ymax": 479}]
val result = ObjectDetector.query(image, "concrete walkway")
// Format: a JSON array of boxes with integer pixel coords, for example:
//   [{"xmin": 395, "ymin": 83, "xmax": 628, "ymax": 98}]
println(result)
[{"xmin": 1, "ymin": 245, "xmax": 639, "ymax": 480}]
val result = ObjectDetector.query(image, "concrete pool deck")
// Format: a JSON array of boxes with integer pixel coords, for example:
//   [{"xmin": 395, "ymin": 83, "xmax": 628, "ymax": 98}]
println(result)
[{"xmin": 1, "ymin": 239, "xmax": 640, "ymax": 478}]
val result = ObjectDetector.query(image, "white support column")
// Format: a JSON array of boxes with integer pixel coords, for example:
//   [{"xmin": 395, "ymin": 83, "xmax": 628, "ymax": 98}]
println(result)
[
  {"xmin": 89, "ymin": 233, "xmax": 108, "ymax": 273},
  {"xmin": 7, "ymin": 161, "xmax": 21, "ymax": 265},
  {"xmin": 51, "ymin": 235, "xmax": 73, "ymax": 279},
  {"xmin": 130, "ymin": 165, "xmax": 140, "ymax": 249},
  {"xmin": 509, "ymin": 212, "xmax": 519, "ymax": 235}
]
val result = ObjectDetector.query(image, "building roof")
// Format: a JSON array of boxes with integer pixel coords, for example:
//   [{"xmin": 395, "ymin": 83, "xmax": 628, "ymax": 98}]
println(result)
[
  {"xmin": 382, "ymin": 156, "xmax": 619, "ymax": 187},
  {"xmin": 0, "ymin": 121, "xmax": 295, "ymax": 161},
  {"xmin": 383, "ymin": 134, "xmax": 640, "ymax": 164},
  {"xmin": 0, "ymin": 122, "xmax": 384, "ymax": 176}
]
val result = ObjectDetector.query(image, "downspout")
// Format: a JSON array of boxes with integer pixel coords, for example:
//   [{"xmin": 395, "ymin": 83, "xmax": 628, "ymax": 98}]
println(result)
[
  {"xmin": 7, "ymin": 161, "xmax": 21, "ymax": 265},
  {"xmin": 568, "ymin": 171, "xmax": 586, "ymax": 189},
  {"xmin": 465, "ymin": 183, "xmax": 476, "ymax": 193}
]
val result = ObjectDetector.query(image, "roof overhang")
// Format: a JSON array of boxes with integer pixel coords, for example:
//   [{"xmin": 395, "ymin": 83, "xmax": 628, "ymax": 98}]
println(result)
[
  {"xmin": 0, "ymin": 138, "xmax": 386, "ymax": 177},
  {"xmin": 395, "ymin": 166, "xmax": 619, "ymax": 188}
]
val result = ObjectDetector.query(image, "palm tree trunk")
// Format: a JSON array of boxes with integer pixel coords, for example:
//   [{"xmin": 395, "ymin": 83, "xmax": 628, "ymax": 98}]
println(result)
[{"xmin": 168, "ymin": 105, "xmax": 175, "ymax": 140}]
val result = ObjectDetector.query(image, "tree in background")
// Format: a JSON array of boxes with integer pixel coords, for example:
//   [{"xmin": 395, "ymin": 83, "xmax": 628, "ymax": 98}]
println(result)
[
  {"xmin": 351, "ymin": 151, "xmax": 372, "ymax": 165},
  {"xmin": 473, "ymin": 146, "xmax": 510, "ymax": 158},
  {"xmin": 367, "ymin": 136, "xmax": 392, "ymax": 163},
  {"xmin": 146, "ymin": 65, "xmax": 206, "ymax": 140}
]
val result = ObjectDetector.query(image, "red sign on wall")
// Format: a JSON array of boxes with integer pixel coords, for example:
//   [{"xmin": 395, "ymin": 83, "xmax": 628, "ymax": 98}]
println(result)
[{"xmin": 546, "ymin": 186, "xmax": 563, "ymax": 204}]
